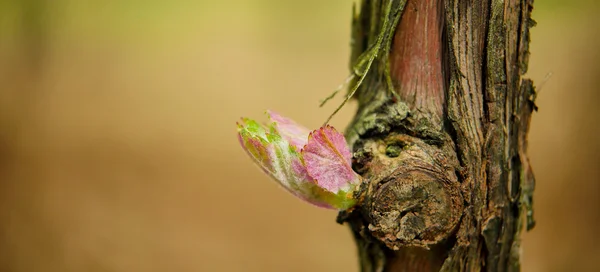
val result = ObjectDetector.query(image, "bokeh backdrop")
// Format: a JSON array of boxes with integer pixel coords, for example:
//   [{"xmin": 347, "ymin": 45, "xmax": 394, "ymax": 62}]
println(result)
[{"xmin": 0, "ymin": 0, "xmax": 599, "ymax": 271}]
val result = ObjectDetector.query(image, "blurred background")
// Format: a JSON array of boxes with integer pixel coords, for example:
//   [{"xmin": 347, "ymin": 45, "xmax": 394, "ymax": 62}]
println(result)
[{"xmin": 0, "ymin": 0, "xmax": 598, "ymax": 271}]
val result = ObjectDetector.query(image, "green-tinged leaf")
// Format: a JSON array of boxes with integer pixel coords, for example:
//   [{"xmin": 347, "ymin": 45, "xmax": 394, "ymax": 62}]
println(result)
[{"xmin": 237, "ymin": 114, "xmax": 357, "ymax": 210}]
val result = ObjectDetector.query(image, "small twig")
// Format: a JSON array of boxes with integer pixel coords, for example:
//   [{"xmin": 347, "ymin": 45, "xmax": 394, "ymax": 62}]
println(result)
[
  {"xmin": 323, "ymin": 48, "xmax": 377, "ymax": 126},
  {"xmin": 323, "ymin": 0, "xmax": 397, "ymax": 125},
  {"xmin": 319, "ymin": 74, "xmax": 356, "ymax": 107},
  {"xmin": 535, "ymin": 71, "xmax": 553, "ymax": 98}
]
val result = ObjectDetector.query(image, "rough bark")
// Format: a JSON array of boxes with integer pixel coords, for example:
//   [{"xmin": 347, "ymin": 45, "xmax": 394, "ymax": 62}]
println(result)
[{"xmin": 337, "ymin": 0, "xmax": 536, "ymax": 271}]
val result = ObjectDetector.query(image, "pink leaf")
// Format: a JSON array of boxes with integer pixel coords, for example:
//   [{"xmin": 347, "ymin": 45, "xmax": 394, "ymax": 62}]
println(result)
[
  {"xmin": 237, "ymin": 113, "xmax": 360, "ymax": 210},
  {"xmin": 302, "ymin": 125, "xmax": 360, "ymax": 193},
  {"xmin": 267, "ymin": 110, "xmax": 310, "ymax": 150}
]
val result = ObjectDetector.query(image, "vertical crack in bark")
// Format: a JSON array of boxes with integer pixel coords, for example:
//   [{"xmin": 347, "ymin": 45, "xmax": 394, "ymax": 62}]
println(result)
[{"xmin": 442, "ymin": 1, "xmax": 490, "ymax": 269}]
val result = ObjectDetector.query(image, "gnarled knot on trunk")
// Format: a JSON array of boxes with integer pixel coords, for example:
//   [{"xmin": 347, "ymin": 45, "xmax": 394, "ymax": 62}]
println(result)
[{"xmin": 352, "ymin": 134, "xmax": 462, "ymax": 250}]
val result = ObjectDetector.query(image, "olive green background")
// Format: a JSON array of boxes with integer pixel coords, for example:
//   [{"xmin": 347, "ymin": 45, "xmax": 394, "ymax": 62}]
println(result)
[{"xmin": 0, "ymin": 0, "xmax": 598, "ymax": 271}]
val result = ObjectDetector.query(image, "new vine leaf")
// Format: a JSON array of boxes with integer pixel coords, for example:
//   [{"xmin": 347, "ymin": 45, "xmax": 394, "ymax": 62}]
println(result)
[{"xmin": 236, "ymin": 111, "xmax": 362, "ymax": 210}]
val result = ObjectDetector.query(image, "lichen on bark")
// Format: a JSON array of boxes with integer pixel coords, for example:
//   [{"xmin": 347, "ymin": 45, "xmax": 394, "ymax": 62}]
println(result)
[{"xmin": 336, "ymin": 0, "xmax": 537, "ymax": 271}]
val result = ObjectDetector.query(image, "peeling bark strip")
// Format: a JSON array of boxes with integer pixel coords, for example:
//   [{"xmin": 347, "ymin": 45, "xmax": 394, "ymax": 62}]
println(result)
[{"xmin": 338, "ymin": 0, "xmax": 536, "ymax": 271}]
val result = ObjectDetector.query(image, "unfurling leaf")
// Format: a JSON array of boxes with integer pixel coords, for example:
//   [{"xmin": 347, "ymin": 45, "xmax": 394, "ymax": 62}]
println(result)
[
  {"xmin": 266, "ymin": 110, "xmax": 310, "ymax": 150},
  {"xmin": 302, "ymin": 125, "xmax": 361, "ymax": 193},
  {"xmin": 236, "ymin": 111, "xmax": 362, "ymax": 210}
]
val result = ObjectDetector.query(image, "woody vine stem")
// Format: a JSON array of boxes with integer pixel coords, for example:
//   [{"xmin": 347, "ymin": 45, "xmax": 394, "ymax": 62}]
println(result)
[{"xmin": 334, "ymin": 0, "xmax": 537, "ymax": 271}]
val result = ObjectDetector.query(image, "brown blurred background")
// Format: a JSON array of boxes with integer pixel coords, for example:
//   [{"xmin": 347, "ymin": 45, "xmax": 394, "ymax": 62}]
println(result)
[{"xmin": 0, "ymin": 0, "xmax": 598, "ymax": 271}]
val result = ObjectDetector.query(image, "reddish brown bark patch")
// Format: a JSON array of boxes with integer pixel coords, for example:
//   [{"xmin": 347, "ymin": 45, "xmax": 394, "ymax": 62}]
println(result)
[{"xmin": 390, "ymin": 0, "xmax": 445, "ymax": 118}]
